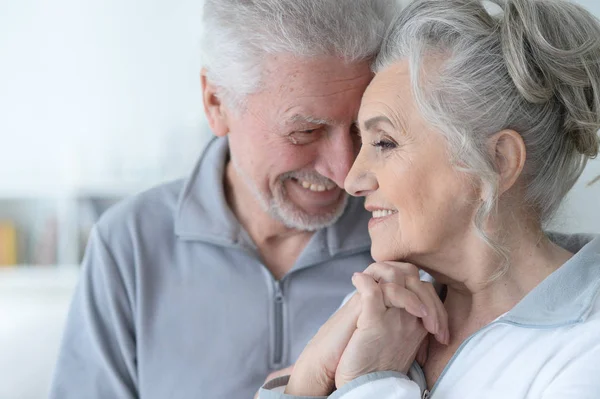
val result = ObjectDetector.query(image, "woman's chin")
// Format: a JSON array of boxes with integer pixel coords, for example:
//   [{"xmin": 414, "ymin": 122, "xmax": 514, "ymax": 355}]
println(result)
[
  {"xmin": 370, "ymin": 238, "xmax": 412, "ymax": 263},
  {"xmin": 370, "ymin": 246, "xmax": 398, "ymax": 263}
]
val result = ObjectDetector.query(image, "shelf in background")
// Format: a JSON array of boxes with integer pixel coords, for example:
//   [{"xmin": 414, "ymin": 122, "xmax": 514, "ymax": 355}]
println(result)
[{"xmin": 0, "ymin": 182, "xmax": 157, "ymax": 267}]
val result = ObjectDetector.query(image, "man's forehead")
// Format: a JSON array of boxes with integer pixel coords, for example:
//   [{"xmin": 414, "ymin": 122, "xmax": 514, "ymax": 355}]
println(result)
[{"xmin": 263, "ymin": 54, "xmax": 373, "ymax": 98}]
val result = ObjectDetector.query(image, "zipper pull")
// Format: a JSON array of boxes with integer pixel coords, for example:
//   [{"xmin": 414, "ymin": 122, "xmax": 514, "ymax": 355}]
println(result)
[
  {"xmin": 274, "ymin": 281, "xmax": 284, "ymax": 302},
  {"xmin": 422, "ymin": 389, "xmax": 430, "ymax": 399}
]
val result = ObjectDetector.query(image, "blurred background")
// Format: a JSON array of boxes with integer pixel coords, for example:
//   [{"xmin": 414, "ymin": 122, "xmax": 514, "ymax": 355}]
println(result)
[{"xmin": 0, "ymin": 0, "xmax": 599, "ymax": 398}]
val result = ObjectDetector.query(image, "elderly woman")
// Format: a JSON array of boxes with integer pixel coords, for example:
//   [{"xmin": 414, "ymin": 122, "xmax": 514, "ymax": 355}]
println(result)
[{"xmin": 258, "ymin": 0, "xmax": 600, "ymax": 398}]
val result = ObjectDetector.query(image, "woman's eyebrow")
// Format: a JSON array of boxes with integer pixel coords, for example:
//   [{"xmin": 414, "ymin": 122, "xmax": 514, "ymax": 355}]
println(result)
[{"xmin": 363, "ymin": 115, "xmax": 394, "ymax": 131}]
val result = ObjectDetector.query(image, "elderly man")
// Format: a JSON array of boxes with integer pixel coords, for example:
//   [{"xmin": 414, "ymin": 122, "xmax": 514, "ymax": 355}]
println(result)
[{"xmin": 50, "ymin": 1, "xmax": 394, "ymax": 398}]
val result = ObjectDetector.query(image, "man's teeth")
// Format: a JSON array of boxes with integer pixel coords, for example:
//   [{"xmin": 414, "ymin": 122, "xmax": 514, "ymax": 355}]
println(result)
[
  {"xmin": 372, "ymin": 210, "xmax": 396, "ymax": 218},
  {"xmin": 299, "ymin": 180, "xmax": 335, "ymax": 192}
]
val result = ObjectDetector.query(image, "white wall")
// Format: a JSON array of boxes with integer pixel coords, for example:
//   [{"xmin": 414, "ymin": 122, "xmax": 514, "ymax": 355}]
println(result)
[
  {"xmin": 547, "ymin": 0, "xmax": 600, "ymax": 235},
  {"xmin": 1, "ymin": 2, "xmax": 211, "ymax": 397},
  {"xmin": 1, "ymin": 0, "xmax": 597, "ymax": 228},
  {"xmin": 0, "ymin": 0, "xmax": 210, "ymax": 193}
]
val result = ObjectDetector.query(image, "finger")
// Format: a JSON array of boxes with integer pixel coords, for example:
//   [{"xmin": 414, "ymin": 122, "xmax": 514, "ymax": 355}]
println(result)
[
  {"xmin": 352, "ymin": 273, "xmax": 386, "ymax": 324},
  {"xmin": 324, "ymin": 292, "xmax": 362, "ymax": 342},
  {"xmin": 362, "ymin": 261, "xmax": 420, "ymax": 284},
  {"xmin": 308, "ymin": 292, "xmax": 361, "ymax": 367},
  {"xmin": 380, "ymin": 283, "xmax": 427, "ymax": 318},
  {"xmin": 381, "ymin": 261, "xmax": 420, "ymax": 278},
  {"xmin": 404, "ymin": 275, "xmax": 442, "ymax": 338},
  {"xmin": 335, "ymin": 292, "xmax": 362, "ymax": 320},
  {"xmin": 424, "ymin": 282, "xmax": 450, "ymax": 345},
  {"xmin": 363, "ymin": 262, "xmax": 406, "ymax": 285}
]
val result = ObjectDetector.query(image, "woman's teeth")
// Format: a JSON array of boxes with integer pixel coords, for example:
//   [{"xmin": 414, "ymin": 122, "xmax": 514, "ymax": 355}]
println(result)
[
  {"xmin": 372, "ymin": 209, "xmax": 397, "ymax": 218},
  {"xmin": 299, "ymin": 180, "xmax": 335, "ymax": 192}
]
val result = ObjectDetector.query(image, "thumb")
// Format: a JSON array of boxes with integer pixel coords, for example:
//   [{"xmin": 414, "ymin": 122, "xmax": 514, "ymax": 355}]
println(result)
[{"xmin": 352, "ymin": 273, "xmax": 386, "ymax": 326}]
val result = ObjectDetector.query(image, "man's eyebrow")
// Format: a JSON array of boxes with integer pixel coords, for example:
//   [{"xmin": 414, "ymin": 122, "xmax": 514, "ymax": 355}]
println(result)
[
  {"xmin": 363, "ymin": 116, "xmax": 395, "ymax": 131},
  {"xmin": 289, "ymin": 114, "xmax": 337, "ymax": 125}
]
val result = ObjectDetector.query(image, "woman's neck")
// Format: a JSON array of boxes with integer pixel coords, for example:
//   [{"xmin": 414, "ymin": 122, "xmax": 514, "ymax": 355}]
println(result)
[{"xmin": 435, "ymin": 226, "xmax": 574, "ymax": 335}]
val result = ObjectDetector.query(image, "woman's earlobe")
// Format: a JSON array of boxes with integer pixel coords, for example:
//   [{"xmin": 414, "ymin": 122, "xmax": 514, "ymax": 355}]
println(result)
[
  {"xmin": 490, "ymin": 129, "xmax": 527, "ymax": 195},
  {"xmin": 201, "ymin": 70, "xmax": 229, "ymax": 137}
]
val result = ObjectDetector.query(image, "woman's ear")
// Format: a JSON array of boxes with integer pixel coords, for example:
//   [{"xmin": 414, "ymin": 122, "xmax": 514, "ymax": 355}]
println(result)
[
  {"xmin": 488, "ymin": 129, "xmax": 527, "ymax": 195},
  {"xmin": 201, "ymin": 69, "xmax": 229, "ymax": 137}
]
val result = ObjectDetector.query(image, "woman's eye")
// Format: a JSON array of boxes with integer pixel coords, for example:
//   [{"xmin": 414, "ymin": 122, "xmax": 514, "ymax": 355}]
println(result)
[
  {"xmin": 299, "ymin": 129, "xmax": 318, "ymax": 134},
  {"xmin": 371, "ymin": 140, "xmax": 397, "ymax": 150}
]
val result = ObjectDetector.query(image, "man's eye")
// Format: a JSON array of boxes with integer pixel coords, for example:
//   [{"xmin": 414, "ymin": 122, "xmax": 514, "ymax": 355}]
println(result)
[
  {"xmin": 289, "ymin": 128, "xmax": 322, "ymax": 145},
  {"xmin": 298, "ymin": 129, "xmax": 318, "ymax": 134}
]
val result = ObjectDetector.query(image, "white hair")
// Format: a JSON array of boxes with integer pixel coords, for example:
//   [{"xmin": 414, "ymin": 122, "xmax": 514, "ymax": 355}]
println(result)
[
  {"xmin": 200, "ymin": 0, "xmax": 397, "ymax": 108},
  {"xmin": 376, "ymin": 0, "xmax": 600, "ymax": 271}
]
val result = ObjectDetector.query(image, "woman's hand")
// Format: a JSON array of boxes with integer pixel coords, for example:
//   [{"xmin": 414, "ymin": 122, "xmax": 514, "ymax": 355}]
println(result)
[
  {"xmin": 362, "ymin": 262, "xmax": 449, "ymax": 346},
  {"xmin": 285, "ymin": 261, "xmax": 448, "ymax": 395},
  {"xmin": 334, "ymin": 262, "xmax": 449, "ymax": 389}
]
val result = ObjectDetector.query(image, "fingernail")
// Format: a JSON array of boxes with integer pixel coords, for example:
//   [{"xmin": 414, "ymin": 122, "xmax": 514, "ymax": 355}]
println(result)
[
  {"xmin": 436, "ymin": 329, "xmax": 445, "ymax": 344},
  {"xmin": 420, "ymin": 305, "xmax": 428, "ymax": 317}
]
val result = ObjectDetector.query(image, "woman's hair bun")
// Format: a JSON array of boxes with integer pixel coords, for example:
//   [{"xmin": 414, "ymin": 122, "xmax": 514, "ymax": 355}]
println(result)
[{"xmin": 498, "ymin": 0, "xmax": 600, "ymax": 157}]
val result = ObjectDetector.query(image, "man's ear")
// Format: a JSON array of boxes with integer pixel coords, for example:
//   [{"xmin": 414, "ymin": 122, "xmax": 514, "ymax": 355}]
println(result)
[
  {"xmin": 488, "ymin": 129, "xmax": 527, "ymax": 195},
  {"xmin": 201, "ymin": 68, "xmax": 229, "ymax": 137}
]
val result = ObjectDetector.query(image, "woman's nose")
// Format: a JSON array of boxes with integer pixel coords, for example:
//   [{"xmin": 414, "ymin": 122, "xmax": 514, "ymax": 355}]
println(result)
[{"xmin": 344, "ymin": 149, "xmax": 377, "ymax": 197}]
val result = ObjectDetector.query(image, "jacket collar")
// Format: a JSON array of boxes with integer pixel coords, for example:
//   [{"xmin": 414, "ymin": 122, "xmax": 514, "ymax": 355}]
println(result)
[
  {"xmin": 174, "ymin": 136, "xmax": 372, "ymax": 259},
  {"xmin": 503, "ymin": 233, "xmax": 600, "ymax": 327}
]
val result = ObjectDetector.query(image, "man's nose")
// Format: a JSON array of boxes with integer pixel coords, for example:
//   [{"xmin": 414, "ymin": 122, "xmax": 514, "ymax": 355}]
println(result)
[{"xmin": 315, "ymin": 129, "xmax": 357, "ymax": 188}]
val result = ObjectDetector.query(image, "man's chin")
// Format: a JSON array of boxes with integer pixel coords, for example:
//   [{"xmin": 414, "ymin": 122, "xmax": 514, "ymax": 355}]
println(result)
[{"xmin": 273, "ymin": 196, "xmax": 348, "ymax": 231}]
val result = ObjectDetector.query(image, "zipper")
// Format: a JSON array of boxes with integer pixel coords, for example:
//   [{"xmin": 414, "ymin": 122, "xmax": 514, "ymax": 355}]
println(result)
[
  {"xmin": 272, "ymin": 280, "xmax": 285, "ymax": 367},
  {"xmin": 412, "ymin": 364, "xmax": 428, "ymax": 398}
]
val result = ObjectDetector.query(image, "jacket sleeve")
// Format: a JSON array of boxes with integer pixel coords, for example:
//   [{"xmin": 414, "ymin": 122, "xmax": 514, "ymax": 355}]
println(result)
[
  {"xmin": 49, "ymin": 226, "xmax": 137, "ymax": 399},
  {"xmin": 542, "ymin": 342, "xmax": 600, "ymax": 398},
  {"xmin": 258, "ymin": 372, "xmax": 421, "ymax": 399}
]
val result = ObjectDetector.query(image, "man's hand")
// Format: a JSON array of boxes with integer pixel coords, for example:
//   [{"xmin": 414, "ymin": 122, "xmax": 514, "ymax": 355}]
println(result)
[
  {"xmin": 283, "ymin": 294, "xmax": 362, "ymax": 396},
  {"xmin": 266, "ymin": 365, "xmax": 294, "ymax": 382}
]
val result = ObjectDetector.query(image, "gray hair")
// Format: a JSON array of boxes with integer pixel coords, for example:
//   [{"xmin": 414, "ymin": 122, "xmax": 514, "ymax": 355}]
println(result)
[
  {"xmin": 200, "ymin": 0, "xmax": 397, "ymax": 108},
  {"xmin": 376, "ymin": 0, "xmax": 600, "ymax": 268}
]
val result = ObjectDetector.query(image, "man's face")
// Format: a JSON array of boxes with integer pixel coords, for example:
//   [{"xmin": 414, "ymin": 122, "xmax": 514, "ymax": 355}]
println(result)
[{"xmin": 224, "ymin": 55, "xmax": 373, "ymax": 231}]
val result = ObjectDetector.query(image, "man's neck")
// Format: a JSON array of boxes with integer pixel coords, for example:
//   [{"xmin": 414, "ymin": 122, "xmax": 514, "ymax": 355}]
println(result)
[{"xmin": 224, "ymin": 161, "xmax": 314, "ymax": 278}]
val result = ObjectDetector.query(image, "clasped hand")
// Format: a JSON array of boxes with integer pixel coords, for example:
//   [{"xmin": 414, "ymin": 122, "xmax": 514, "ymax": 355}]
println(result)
[{"xmin": 284, "ymin": 262, "xmax": 449, "ymax": 396}]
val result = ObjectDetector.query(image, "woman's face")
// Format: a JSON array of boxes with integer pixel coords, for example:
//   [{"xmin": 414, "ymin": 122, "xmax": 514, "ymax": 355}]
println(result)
[{"xmin": 345, "ymin": 60, "xmax": 481, "ymax": 265}]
